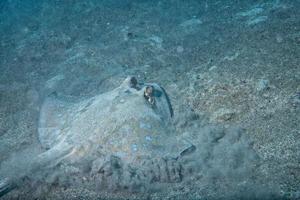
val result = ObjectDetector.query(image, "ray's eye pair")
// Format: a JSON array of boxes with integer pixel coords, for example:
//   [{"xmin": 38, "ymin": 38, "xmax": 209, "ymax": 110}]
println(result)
[{"xmin": 127, "ymin": 76, "xmax": 159, "ymax": 105}]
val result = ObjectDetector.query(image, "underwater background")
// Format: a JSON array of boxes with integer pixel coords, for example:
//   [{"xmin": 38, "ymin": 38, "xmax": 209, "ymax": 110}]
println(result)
[{"xmin": 0, "ymin": 0, "xmax": 299, "ymax": 199}]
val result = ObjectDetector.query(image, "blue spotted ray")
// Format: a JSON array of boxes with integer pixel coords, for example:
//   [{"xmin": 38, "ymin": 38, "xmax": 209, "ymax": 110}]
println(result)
[{"xmin": 0, "ymin": 77, "xmax": 193, "ymax": 196}]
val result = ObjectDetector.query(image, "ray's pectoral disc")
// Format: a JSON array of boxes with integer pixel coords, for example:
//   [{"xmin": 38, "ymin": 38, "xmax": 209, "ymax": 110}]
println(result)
[{"xmin": 38, "ymin": 76, "xmax": 186, "ymax": 165}]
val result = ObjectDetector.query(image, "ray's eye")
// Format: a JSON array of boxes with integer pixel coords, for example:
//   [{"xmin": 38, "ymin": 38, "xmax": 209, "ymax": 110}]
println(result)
[
  {"xmin": 144, "ymin": 86, "xmax": 155, "ymax": 105},
  {"xmin": 145, "ymin": 86, "xmax": 153, "ymax": 96},
  {"xmin": 129, "ymin": 77, "xmax": 138, "ymax": 88}
]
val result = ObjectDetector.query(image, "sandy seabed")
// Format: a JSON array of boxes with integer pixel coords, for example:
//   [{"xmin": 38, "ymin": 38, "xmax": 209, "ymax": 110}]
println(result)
[{"xmin": 0, "ymin": 0, "xmax": 299, "ymax": 199}]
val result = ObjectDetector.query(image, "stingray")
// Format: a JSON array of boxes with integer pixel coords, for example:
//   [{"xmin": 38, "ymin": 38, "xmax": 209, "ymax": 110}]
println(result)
[{"xmin": 0, "ymin": 76, "xmax": 195, "ymax": 196}]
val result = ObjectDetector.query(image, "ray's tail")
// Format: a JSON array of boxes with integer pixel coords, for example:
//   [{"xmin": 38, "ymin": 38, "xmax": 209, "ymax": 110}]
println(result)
[
  {"xmin": 0, "ymin": 178, "xmax": 16, "ymax": 198},
  {"xmin": 0, "ymin": 142, "xmax": 74, "ymax": 198}
]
